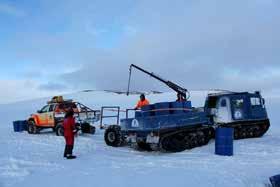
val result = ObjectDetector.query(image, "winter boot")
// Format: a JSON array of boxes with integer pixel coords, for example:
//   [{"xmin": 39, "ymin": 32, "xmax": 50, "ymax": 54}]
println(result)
[
  {"xmin": 69, "ymin": 145, "xmax": 73, "ymax": 155},
  {"xmin": 64, "ymin": 145, "xmax": 72, "ymax": 157},
  {"xmin": 66, "ymin": 155, "xmax": 76, "ymax": 159}
]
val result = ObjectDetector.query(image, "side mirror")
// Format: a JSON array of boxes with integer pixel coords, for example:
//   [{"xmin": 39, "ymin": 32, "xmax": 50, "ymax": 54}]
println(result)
[{"xmin": 37, "ymin": 110, "xmax": 42, "ymax": 113}]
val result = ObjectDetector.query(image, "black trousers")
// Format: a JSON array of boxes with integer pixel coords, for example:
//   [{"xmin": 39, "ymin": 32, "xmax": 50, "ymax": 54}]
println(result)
[{"xmin": 64, "ymin": 145, "xmax": 74, "ymax": 157}]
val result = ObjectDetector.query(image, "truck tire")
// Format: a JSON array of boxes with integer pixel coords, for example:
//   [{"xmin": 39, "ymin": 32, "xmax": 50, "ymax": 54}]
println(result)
[
  {"xmin": 104, "ymin": 125, "xmax": 123, "ymax": 147},
  {"xmin": 55, "ymin": 123, "xmax": 64, "ymax": 136},
  {"xmin": 27, "ymin": 121, "xmax": 38, "ymax": 134}
]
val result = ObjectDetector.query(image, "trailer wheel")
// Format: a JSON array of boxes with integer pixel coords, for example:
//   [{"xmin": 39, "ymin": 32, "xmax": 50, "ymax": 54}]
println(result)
[
  {"xmin": 104, "ymin": 125, "xmax": 122, "ymax": 147},
  {"xmin": 80, "ymin": 123, "xmax": 91, "ymax": 133},
  {"xmin": 89, "ymin": 125, "xmax": 96, "ymax": 135},
  {"xmin": 27, "ymin": 121, "xmax": 38, "ymax": 134},
  {"xmin": 55, "ymin": 123, "xmax": 64, "ymax": 136},
  {"xmin": 137, "ymin": 142, "xmax": 152, "ymax": 151}
]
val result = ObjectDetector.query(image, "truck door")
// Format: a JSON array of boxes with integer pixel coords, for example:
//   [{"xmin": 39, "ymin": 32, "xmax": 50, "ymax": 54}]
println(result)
[
  {"xmin": 38, "ymin": 105, "xmax": 50, "ymax": 126},
  {"xmin": 215, "ymin": 97, "xmax": 232, "ymax": 123},
  {"xmin": 46, "ymin": 104, "xmax": 56, "ymax": 127}
]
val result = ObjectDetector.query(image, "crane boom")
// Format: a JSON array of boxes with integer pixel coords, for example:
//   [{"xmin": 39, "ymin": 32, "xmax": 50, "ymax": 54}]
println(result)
[{"xmin": 126, "ymin": 64, "xmax": 190, "ymax": 100}]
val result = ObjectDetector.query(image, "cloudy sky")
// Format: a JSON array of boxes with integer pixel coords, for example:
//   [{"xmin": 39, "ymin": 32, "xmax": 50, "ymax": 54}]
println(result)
[{"xmin": 0, "ymin": 0, "xmax": 279, "ymax": 103}]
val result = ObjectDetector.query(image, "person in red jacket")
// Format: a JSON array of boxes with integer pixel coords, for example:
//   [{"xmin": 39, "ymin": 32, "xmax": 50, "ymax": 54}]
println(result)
[{"xmin": 63, "ymin": 109, "xmax": 77, "ymax": 159}]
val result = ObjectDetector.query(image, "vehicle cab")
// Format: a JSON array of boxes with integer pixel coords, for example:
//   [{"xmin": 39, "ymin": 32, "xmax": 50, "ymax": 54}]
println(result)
[
  {"xmin": 31, "ymin": 100, "xmax": 78, "ymax": 128},
  {"xmin": 205, "ymin": 91, "xmax": 268, "ymax": 125}
]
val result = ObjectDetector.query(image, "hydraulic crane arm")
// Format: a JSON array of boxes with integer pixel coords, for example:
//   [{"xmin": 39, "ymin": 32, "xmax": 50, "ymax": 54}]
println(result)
[{"xmin": 126, "ymin": 64, "xmax": 190, "ymax": 100}]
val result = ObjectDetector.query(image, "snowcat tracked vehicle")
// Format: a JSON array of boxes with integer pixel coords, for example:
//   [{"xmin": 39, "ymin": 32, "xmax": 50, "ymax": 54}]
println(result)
[
  {"xmin": 104, "ymin": 64, "xmax": 270, "ymax": 152},
  {"xmin": 104, "ymin": 64, "xmax": 215, "ymax": 152},
  {"xmin": 27, "ymin": 96, "xmax": 100, "ymax": 136}
]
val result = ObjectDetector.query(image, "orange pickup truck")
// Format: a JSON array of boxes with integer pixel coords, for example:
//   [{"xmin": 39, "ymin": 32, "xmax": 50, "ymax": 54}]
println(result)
[{"xmin": 27, "ymin": 96, "xmax": 100, "ymax": 136}]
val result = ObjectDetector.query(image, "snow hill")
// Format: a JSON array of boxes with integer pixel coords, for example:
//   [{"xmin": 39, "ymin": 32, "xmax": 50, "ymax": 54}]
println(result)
[{"xmin": 0, "ymin": 91, "xmax": 279, "ymax": 187}]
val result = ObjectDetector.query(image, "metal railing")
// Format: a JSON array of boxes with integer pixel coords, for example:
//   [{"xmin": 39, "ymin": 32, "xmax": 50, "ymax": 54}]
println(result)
[
  {"xmin": 100, "ymin": 106, "xmax": 121, "ymax": 129},
  {"xmin": 74, "ymin": 102, "xmax": 101, "ymax": 124}
]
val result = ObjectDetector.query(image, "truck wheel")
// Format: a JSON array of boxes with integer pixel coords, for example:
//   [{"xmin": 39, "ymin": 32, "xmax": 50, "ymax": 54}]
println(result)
[
  {"xmin": 55, "ymin": 124, "xmax": 64, "ymax": 136},
  {"xmin": 27, "ymin": 121, "xmax": 38, "ymax": 134},
  {"xmin": 104, "ymin": 125, "xmax": 122, "ymax": 147}
]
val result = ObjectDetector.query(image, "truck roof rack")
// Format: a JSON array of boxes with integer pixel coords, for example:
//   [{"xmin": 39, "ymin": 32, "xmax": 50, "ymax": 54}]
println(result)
[{"xmin": 47, "ymin": 99, "xmax": 73, "ymax": 104}]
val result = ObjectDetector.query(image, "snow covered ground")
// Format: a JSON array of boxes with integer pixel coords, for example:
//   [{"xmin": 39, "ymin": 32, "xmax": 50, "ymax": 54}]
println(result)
[{"xmin": 0, "ymin": 91, "xmax": 279, "ymax": 187}]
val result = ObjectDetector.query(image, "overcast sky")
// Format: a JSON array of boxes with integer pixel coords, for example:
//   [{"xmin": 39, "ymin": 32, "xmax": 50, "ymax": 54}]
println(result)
[{"xmin": 0, "ymin": 0, "xmax": 279, "ymax": 103}]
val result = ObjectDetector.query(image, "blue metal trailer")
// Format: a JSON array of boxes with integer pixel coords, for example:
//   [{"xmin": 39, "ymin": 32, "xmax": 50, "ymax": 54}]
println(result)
[{"xmin": 105, "ymin": 101, "xmax": 214, "ymax": 152}]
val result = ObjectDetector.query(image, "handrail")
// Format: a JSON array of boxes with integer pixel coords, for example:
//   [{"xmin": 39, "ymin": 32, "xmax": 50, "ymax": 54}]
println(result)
[{"xmin": 100, "ymin": 106, "xmax": 120, "ymax": 129}]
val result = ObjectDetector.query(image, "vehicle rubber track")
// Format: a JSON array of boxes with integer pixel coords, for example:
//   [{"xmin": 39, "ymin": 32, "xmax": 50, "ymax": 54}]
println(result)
[
  {"xmin": 220, "ymin": 119, "xmax": 270, "ymax": 140},
  {"xmin": 159, "ymin": 126, "xmax": 214, "ymax": 152}
]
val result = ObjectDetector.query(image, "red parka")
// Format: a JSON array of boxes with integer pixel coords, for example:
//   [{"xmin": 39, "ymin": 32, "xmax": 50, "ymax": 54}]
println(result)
[{"xmin": 63, "ymin": 117, "xmax": 75, "ymax": 145}]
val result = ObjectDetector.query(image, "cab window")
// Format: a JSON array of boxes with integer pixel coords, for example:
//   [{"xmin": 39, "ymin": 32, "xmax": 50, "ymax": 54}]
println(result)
[
  {"xmin": 49, "ymin": 104, "xmax": 56, "ymax": 112},
  {"xmin": 41, "ymin": 105, "xmax": 50, "ymax": 113},
  {"xmin": 250, "ymin": 97, "xmax": 261, "ymax": 106},
  {"xmin": 220, "ymin": 99, "xmax": 227, "ymax": 107},
  {"xmin": 232, "ymin": 99, "xmax": 244, "ymax": 109}
]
